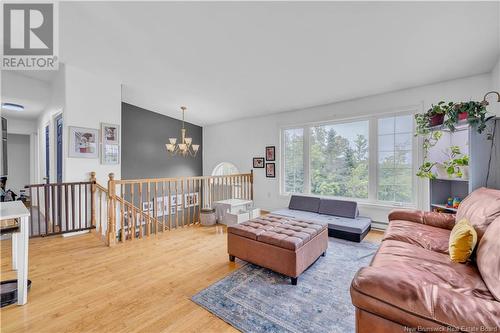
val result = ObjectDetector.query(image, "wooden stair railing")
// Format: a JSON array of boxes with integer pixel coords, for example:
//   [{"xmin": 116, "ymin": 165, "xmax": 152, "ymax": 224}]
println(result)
[{"xmin": 103, "ymin": 171, "xmax": 254, "ymax": 246}]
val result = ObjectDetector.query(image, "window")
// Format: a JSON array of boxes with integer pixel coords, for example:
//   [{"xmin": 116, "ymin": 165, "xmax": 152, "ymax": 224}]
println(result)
[
  {"xmin": 212, "ymin": 162, "xmax": 239, "ymax": 176},
  {"xmin": 283, "ymin": 128, "xmax": 304, "ymax": 193},
  {"xmin": 281, "ymin": 113, "xmax": 415, "ymax": 206},
  {"xmin": 310, "ymin": 121, "xmax": 369, "ymax": 199},
  {"xmin": 377, "ymin": 115, "xmax": 413, "ymax": 203}
]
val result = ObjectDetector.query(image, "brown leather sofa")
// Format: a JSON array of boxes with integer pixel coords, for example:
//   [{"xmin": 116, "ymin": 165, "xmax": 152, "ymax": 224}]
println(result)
[{"xmin": 351, "ymin": 187, "xmax": 500, "ymax": 332}]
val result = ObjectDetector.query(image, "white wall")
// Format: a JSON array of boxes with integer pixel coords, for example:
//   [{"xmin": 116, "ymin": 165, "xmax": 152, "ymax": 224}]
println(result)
[
  {"xmin": 6, "ymin": 134, "xmax": 30, "ymax": 195},
  {"xmin": 35, "ymin": 64, "xmax": 121, "ymax": 186},
  {"xmin": 490, "ymin": 57, "xmax": 500, "ymax": 116},
  {"xmin": 5, "ymin": 118, "xmax": 36, "ymax": 135},
  {"xmin": 63, "ymin": 65, "xmax": 121, "ymax": 186},
  {"xmin": 37, "ymin": 64, "xmax": 65, "ymax": 184},
  {"xmin": 203, "ymin": 73, "xmax": 493, "ymax": 224}
]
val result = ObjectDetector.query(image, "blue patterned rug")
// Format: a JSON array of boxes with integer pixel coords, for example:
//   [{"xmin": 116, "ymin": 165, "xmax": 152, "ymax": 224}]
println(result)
[{"xmin": 191, "ymin": 238, "xmax": 379, "ymax": 333}]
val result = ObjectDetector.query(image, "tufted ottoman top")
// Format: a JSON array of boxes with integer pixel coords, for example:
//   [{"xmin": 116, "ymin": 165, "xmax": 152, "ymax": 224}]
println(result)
[{"xmin": 227, "ymin": 214, "xmax": 327, "ymax": 250}]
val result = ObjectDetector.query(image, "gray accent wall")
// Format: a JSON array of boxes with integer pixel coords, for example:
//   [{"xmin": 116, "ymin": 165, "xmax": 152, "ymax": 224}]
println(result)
[{"xmin": 121, "ymin": 103, "xmax": 202, "ymax": 179}]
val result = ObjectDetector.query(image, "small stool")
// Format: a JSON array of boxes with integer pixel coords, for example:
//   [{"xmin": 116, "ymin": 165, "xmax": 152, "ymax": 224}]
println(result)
[{"xmin": 200, "ymin": 208, "xmax": 216, "ymax": 226}]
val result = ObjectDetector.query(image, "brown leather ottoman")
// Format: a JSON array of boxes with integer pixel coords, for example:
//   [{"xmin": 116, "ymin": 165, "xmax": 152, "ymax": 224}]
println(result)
[{"xmin": 227, "ymin": 214, "xmax": 328, "ymax": 285}]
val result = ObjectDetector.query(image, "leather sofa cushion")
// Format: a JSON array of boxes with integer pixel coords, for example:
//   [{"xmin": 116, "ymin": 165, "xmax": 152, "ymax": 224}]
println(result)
[
  {"xmin": 384, "ymin": 220, "xmax": 451, "ymax": 254},
  {"xmin": 456, "ymin": 187, "xmax": 500, "ymax": 240},
  {"xmin": 351, "ymin": 240, "xmax": 500, "ymax": 329},
  {"xmin": 288, "ymin": 195, "xmax": 321, "ymax": 213},
  {"xmin": 227, "ymin": 214, "xmax": 327, "ymax": 251},
  {"xmin": 476, "ymin": 216, "xmax": 500, "ymax": 302},
  {"xmin": 318, "ymin": 198, "xmax": 359, "ymax": 218}
]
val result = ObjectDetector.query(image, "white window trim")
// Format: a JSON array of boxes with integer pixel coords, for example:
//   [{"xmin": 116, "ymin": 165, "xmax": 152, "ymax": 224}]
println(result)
[{"xmin": 279, "ymin": 107, "xmax": 421, "ymax": 209}]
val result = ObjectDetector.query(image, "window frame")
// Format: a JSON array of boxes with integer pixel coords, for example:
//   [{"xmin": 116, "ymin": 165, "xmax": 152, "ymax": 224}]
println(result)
[{"xmin": 279, "ymin": 109, "xmax": 419, "ymax": 208}]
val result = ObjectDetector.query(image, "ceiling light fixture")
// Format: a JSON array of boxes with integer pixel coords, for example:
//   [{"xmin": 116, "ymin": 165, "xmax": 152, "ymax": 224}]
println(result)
[
  {"xmin": 166, "ymin": 106, "xmax": 200, "ymax": 157},
  {"xmin": 1, "ymin": 103, "xmax": 24, "ymax": 112}
]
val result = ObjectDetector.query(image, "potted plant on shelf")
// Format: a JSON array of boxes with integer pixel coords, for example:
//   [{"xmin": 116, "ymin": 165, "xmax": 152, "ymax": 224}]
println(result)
[
  {"xmin": 416, "ymin": 130, "xmax": 442, "ymax": 179},
  {"xmin": 435, "ymin": 146, "xmax": 469, "ymax": 180},
  {"xmin": 442, "ymin": 101, "xmax": 489, "ymax": 133}
]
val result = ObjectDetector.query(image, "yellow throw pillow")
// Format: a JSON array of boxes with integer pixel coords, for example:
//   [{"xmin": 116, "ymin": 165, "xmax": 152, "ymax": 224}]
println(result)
[{"xmin": 449, "ymin": 218, "xmax": 477, "ymax": 263}]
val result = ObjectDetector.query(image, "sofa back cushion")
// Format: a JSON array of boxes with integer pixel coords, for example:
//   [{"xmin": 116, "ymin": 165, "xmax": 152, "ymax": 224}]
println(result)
[
  {"xmin": 318, "ymin": 199, "xmax": 359, "ymax": 218},
  {"xmin": 456, "ymin": 187, "xmax": 500, "ymax": 241},
  {"xmin": 476, "ymin": 216, "xmax": 500, "ymax": 302},
  {"xmin": 288, "ymin": 195, "xmax": 320, "ymax": 213}
]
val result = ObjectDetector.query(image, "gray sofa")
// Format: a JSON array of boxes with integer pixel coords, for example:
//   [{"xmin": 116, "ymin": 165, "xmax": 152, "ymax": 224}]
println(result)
[{"xmin": 272, "ymin": 195, "xmax": 371, "ymax": 242}]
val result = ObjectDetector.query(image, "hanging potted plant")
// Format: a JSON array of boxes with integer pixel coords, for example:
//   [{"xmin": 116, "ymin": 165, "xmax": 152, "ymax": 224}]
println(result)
[
  {"xmin": 428, "ymin": 102, "xmax": 448, "ymax": 126},
  {"xmin": 443, "ymin": 101, "xmax": 489, "ymax": 133}
]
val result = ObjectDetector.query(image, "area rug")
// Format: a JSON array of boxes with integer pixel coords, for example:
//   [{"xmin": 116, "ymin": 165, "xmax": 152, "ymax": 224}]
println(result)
[{"xmin": 191, "ymin": 238, "xmax": 379, "ymax": 333}]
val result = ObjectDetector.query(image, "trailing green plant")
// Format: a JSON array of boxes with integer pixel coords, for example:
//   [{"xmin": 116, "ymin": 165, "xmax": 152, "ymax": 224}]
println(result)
[
  {"xmin": 444, "ymin": 101, "xmax": 488, "ymax": 133},
  {"xmin": 415, "ymin": 101, "xmax": 450, "ymax": 135},
  {"xmin": 416, "ymin": 130, "xmax": 442, "ymax": 179},
  {"xmin": 442, "ymin": 146, "xmax": 469, "ymax": 178}
]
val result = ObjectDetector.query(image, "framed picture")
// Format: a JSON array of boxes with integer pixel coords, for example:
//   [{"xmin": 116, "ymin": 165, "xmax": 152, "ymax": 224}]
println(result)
[
  {"xmin": 142, "ymin": 201, "xmax": 153, "ymax": 212},
  {"xmin": 265, "ymin": 146, "xmax": 275, "ymax": 161},
  {"xmin": 69, "ymin": 126, "xmax": 99, "ymax": 158},
  {"xmin": 102, "ymin": 144, "xmax": 120, "ymax": 164},
  {"xmin": 253, "ymin": 157, "xmax": 265, "ymax": 168},
  {"xmin": 184, "ymin": 192, "xmax": 199, "ymax": 208},
  {"xmin": 101, "ymin": 123, "xmax": 120, "ymax": 145},
  {"xmin": 266, "ymin": 163, "xmax": 276, "ymax": 178}
]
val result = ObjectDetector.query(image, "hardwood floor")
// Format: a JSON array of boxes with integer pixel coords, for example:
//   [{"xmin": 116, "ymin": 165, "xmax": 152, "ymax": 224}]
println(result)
[{"xmin": 1, "ymin": 225, "xmax": 384, "ymax": 333}]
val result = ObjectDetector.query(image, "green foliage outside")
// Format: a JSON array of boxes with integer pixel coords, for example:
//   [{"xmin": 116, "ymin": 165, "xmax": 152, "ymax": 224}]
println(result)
[{"xmin": 283, "ymin": 117, "xmax": 414, "ymax": 204}]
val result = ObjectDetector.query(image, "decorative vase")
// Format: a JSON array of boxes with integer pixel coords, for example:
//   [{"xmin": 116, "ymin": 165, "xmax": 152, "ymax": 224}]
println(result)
[{"xmin": 429, "ymin": 114, "xmax": 445, "ymax": 127}]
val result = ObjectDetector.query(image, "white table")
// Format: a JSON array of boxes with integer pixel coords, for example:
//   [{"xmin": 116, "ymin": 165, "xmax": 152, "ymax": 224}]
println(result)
[
  {"xmin": 1, "ymin": 201, "xmax": 30, "ymax": 305},
  {"xmin": 214, "ymin": 199, "xmax": 253, "ymax": 225}
]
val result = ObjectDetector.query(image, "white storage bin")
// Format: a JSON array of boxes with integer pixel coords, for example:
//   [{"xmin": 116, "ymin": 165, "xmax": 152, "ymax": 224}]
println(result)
[{"xmin": 223, "ymin": 211, "xmax": 250, "ymax": 225}]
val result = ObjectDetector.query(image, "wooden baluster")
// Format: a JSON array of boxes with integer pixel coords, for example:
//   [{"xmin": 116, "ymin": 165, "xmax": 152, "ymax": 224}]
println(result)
[
  {"xmin": 97, "ymin": 190, "xmax": 103, "ymax": 233},
  {"xmin": 250, "ymin": 170, "xmax": 254, "ymax": 201},
  {"xmin": 162, "ymin": 181, "xmax": 166, "ymax": 232},
  {"xmin": 146, "ymin": 182, "xmax": 151, "ymax": 236},
  {"xmin": 107, "ymin": 173, "xmax": 116, "ymax": 246},
  {"xmin": 181, "ymin": 179, "xmax": 185, "ymax": 227},
  {"xmin": 120, "ymin": 184, "xmax": 125, "ymax": 242},
  {"xmin": 154, "ymin": 181, "xmax": 158, "ymax": 234},
  {"xmin": 90, "ymin": 172, "xmax": 96, "ymax": 228},
  {"xmin": 138, "ymin": 182, "xmax": 143, "ymax": 238},
  {"xmin": 78, "ymin": 184, "xmax": 82, "ymax": 230},
  {"xmin": 175, "ymin": 180, "xmax": 178, "ymax": 228},
  {"xmin": 51, "ymin": 184, "xmax": 56, "ymax": 233},
  {"xmin": 64, "ymin": 184, "xmax": 69, "ymax": 234},
  {"xmin": 168, "ymin": 181, "xmax": 172, "ymax": 230},
  {"xmin": 131, "ymin": 184, "xmax": 136, "ymax": 240},
  {"xmin": 71, "ymin": 184, "xmax": 76, "ymax": 232},
  {"xmin": 198, "ymin": 178, "xmax": 201, "ymax": 223},
  {"xmin": 187, "ymin": 178, "xmax": 191, "ymax": 225}
]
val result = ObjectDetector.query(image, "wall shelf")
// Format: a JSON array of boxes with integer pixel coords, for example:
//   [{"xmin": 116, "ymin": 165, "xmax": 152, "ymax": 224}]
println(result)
[{"xmin": 430, "ymin": 203, "xmax": 457, "ymax": 213}]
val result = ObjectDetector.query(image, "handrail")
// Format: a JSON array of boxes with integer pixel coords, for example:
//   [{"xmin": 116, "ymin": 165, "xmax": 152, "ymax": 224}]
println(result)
[
  {"xmin": 113, "ymin": 172, "xmax": 253, "ymax": 185},
  {"xmin": 100, "ymin": 170, "xmax": 254, "ymax": 246}
]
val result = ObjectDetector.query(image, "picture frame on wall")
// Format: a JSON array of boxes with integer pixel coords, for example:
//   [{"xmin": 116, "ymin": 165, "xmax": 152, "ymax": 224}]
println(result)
[
  {"xmin": 253, "ymin": 157, "xmax": 265, "ymax": 168},
  {"xmin": 265, "ymin": 146, "xmax": 275, "ymax": 161},
  {"xmin": 69, "ymin": 126, "xmax": 99, "ymax": 158},
  {"xmin": 102, "ymin": 144, "xmax": 120, "ymax": 165},
  {"xmin": 101, "ymin": 123, "xmax": 120, "ymax": 145},
  {"xmin": 266, "ymin": 163, "xmax": 276, "ymax": 178}
]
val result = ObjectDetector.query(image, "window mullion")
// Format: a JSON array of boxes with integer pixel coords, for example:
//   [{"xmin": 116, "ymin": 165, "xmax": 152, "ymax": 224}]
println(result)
[
  {"xmin": 368, "ymin": 118, "xmax": 378, "ymax": 202},
  {"xmin": 303, "ymin": 126, "xmax": 311, "ymax": 194}
]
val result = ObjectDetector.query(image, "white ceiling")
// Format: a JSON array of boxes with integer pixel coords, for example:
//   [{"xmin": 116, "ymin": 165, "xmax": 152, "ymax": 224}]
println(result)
[
  {"xmin": 1, "ymin": 71, "xmax": 51, "ymax": 119},
  {"xmin": 9, "ymin": 2, "xmax": 500, "ymax": 125}
]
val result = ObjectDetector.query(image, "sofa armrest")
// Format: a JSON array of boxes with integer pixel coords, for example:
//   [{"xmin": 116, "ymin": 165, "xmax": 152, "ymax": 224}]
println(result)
[{"xmin": 389, "ymin": 209, "xmax": 456, "ymax": 230}]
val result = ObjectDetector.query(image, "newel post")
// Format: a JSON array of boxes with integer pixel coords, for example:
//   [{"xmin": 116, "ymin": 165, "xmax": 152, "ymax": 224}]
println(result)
[
  {"xmin": 90, "ymin": 172, "xmax": 96, "ymax": 228},
  {"xmin": 107, "ymin": 173, "xmax": 116, "ymax": 246},
  {"xmin": 250, "ymin": 169, "xmax": 254, "ymax": 201}
]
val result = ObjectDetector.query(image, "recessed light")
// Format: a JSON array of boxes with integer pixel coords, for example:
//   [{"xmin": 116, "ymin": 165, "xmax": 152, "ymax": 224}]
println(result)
[{"xmin": 1, "ymin": 103, "xmax": 24, "ymax": 112}]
